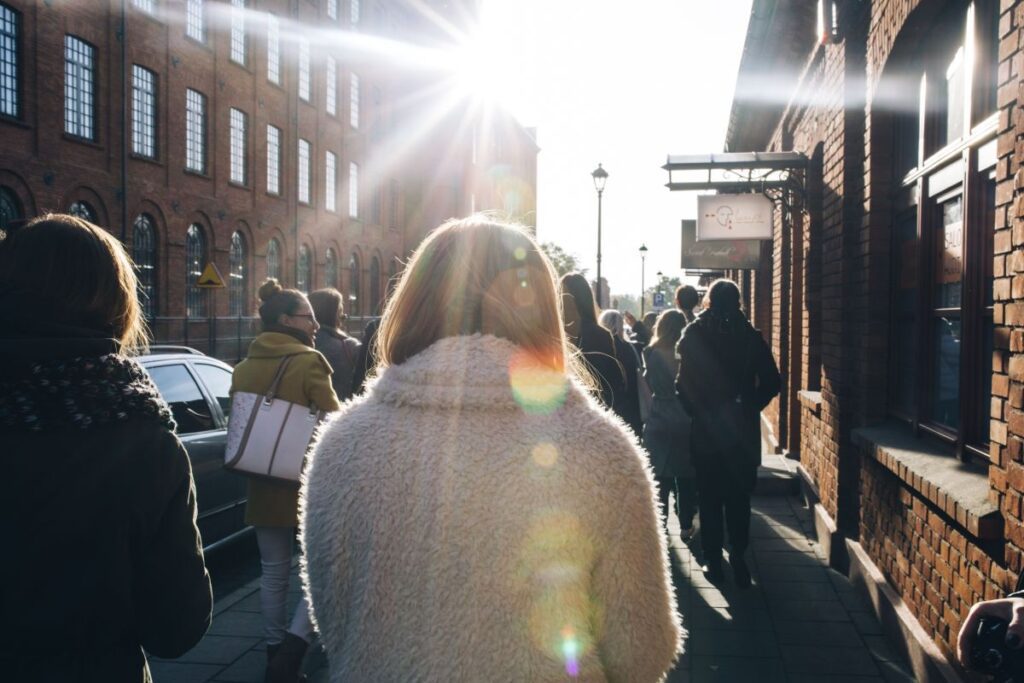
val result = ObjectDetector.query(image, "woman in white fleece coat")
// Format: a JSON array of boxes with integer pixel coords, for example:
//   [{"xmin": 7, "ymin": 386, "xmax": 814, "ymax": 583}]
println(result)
[{"xmin": 300, "ymin": 218, "xmax": 682, "ymax": 682}]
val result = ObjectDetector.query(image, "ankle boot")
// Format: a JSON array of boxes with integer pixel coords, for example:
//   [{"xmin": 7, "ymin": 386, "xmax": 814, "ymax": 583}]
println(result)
[{"xmin": 265, "ymin": 633, "xmax": 309, "ymax": 683}]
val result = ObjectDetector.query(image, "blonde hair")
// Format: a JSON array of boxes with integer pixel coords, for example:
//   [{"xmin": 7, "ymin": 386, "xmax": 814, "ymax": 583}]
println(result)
[
  {"xmin": 376, "ymin": 217, "xmax": 576, "ymax": 378},
  {"xmin": 0, "ymin": 213, "xmax": 148, "ymax": 353},
  {"xmin": 649, "ymin": 309, "xmax": 686, "ymax": 350}
]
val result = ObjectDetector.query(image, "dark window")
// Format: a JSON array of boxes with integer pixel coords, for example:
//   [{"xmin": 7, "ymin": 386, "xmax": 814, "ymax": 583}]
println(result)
[
  {"xmin": 146, "ymin": 363, "xmax": 216, "ymax": 434},
  {"xmin": 132, "ymin": 214, "xmax": 157, "ymax": 318},
  {"xmin": 267, "ymin": 238, "xmax": 281, "ymax": 280},
  {"xmin": 64, "ymin": 35, "xmax": 95, "ymax": 139},
  {"xmin": 0, "ymin": 185, "xmax": 21, "ymax": 232},
  {"xmin": 0, "ymin": 3, "xmax": 19, "ymax": 119},
  {"xmin": 348, "ymin": 252, "xmax": 360, "ymax": 316},
  {"xmin": 192, "ymin": 362, "xmax": 232, "ymax": 416},
  {"xmin": 887, "ymin": 0, "xmax": 997, "ymax": 460},
  {"xmin": 131, "ymin": 65, "xmax": 157, "ymax": 158},
  {"xmin": 369, "ymin": 255, "xmax": 380, "ymax": 315},
  {"xmin": 185, "ymin": 223, "xmax": 206, "ymax": 317},
  {"xmin": 297, "ymin": 244, "xmax": 312, "ymax": 293},
  {"xmin": 68, "ymin": 201, "xmax": 96, "ymax": 222},
  {"xmin": 229, "ymin": 231, "xmax": 247, "ymax": 316},
  {"xmin": 185, "ymin": 88, "xmax": 206, "ymax": 173},
  {"xmin": 325, "ymin": 247, "xmax": 338, "ymax": 288}
]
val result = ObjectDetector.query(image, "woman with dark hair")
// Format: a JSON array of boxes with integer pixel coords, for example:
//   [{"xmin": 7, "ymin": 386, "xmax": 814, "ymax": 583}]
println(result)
[
  {"xmin": 675, "ymin": 278, "xmax": 780, "ymax": 587},
  {"xmin": 308, "ymin": 288, "xmax": 362, "ymax": 401},
  {"xmin": 559, "ymin": 272, "xmax": 627, "ymax": 411},
  {"xmin": 231, "ymin": 278, "xmax": 341, "ymax": 683},
  {"xmin": 643, "ymin": 309, "xmax": 697, "ymax": 538},
  {"xmin": 0, "ymin": 214, "xmax": 212, "ymax": 681},
  {"xmin": 598, "ymin": 309, "xmax": 644, "ymax": 436}
]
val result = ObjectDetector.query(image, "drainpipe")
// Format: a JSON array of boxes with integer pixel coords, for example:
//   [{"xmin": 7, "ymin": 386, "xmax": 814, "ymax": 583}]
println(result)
[{"xmin": 119, "ymin": 0, "xmax": 128, "ymax": 242}]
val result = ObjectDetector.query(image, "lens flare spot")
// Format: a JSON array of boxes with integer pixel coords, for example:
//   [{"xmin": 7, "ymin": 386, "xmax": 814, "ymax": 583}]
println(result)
[
  {"xmin": 509, "ymin": 350, "xmax": 568, "ymax": 414},
  {"xmin": 561, "ymin": 626, "xmax": 580, "ymax": 677},
  {"xmin": 513, "ymin": 246, "xmax": 527, "ymax": 261},
  {"xmin": 532, "ymin": 443, "xmax": 558, "ymax": 468}
]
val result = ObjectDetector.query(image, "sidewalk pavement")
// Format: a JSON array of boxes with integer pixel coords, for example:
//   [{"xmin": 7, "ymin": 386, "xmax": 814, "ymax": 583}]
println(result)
[{"xmin": 151, "ymin": 495, "xmax": 916, "ymax": 683}]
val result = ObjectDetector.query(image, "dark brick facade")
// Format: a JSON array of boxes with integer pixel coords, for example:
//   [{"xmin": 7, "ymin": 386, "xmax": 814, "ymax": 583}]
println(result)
[{"xmin": 0, "ymin": 0, "xmax": 537, "ymax": 359}]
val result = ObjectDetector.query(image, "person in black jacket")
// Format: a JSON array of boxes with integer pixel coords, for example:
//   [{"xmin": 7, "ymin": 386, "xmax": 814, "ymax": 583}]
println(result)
[
  {"xmin": 676, "ymin": 278, "xmax": 780, "ymax": 587},
  {"xmin": 560, "ymin": 273, "xmax": 627, "ymax": 410},
  {"xmin": 351, "ymin": 316, "xmax": 380, "ymax": 396},
  {"xmin": 599, "ymin": 309, "xmax": 644, "ymax": 436},
  {"xmin": 0, "ymin": 214, "xmax": 212, "ymax": 682}
]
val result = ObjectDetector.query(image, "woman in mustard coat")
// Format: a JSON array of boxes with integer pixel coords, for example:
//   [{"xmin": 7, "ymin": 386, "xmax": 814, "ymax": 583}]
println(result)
[{"xmin": 231, "ymin": 278, "xmax": 340, "ymax": 683}]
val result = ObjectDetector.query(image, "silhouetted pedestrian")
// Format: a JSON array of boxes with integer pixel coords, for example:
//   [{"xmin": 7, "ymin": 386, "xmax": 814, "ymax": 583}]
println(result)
[{"xmin": 309, "ymin": 288, "xmax": 361, "ymax": 402}]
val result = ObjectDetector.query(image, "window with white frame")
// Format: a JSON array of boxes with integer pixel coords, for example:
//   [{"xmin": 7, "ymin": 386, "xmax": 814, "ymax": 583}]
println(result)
[
  {"xmin": 348, "ymin": 162, "xmax": 358, "ymax": 218},
  {"xmin": 298, "ymin": 38, "xmax": 310, "ymax": 102},
  {"xmin": 298, "ymin": 139, "xmax": 311, "ymax": 204},
  {"xmin": 132, "ymin": 0, "xmax": 155, "ymax": 13},
  {"xmin": 350, "ymin": 0, "xmax": 359, "ymax": 25},
  {"xmin": 229, "ymin": 231, "xmax": 248, "ymax": 316},
  {"xmin": 0, "ymin": 3, "xmax": 18, "ymax": 119},
  {"xmin": 64, "ymin": 36, "xmax": 96, "ymax": 139},
  {"xmin": 132, "ymin": 214, "xmax": 158, "ymax": 318},
  {"xmin": 229, "ymin": 108, "xmax": 247, "ymax": 184},
  {"xmin": 266, "ymin": 238, "xmax": 281, "ymax": 279},
  {"xmin": 131, "ymin": 65, "xmax": 157, "ymax": 158},
  {"xmin": 325, "ymin": 56, "xmax": 337, "ymax": 115},
  {"xmin": 266, "ymin": 13, "xmax": 279, "ymax": 84},
  {"xmin": 230, "ymin": 0, "xmax": 246, "ymax": 66},
  {"xmin": 266, "ymin": 124, "xmax": 280, "ymax": 194},
  {"xmin": 186, "ymin": 0, "xmax": 204, "ymax": 42},
  {"xmin": 325, "ymin": 151, "xmax": 337, "ymax": 212},
  {"xmin": 185, "ymin": 88, "xmax": 206, "ymax": 173},
  {"xmin": 349, "ymin": 73, "xmax": 359, "ymax": 128},
  {"xmin": 327, "ymin": 0, "xmax": 337, "ymax": 20}
]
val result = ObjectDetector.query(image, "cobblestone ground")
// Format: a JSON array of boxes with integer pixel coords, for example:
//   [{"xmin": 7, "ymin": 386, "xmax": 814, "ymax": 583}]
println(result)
[{"xmin": 151, "ymin": 495, "xmax": 916, "ymax": 682}]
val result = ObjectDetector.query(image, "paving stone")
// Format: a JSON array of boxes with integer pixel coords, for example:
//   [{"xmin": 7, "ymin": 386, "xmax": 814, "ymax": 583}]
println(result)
[
  {"xmin": 207, "ymin": 611, "xmax": 267, "ymax": 638},
  {"xmin": 147, "ymin": 661, "xmax": 222, "ymax": 683},
  {"xmin": 231, "ymin": 593, "xmax": 262, "ymax": 613},
  {"xmin": 752, "ymin": 550, "xmax": 824, "ymax": 567},
  {"xmin": 167, "ymin": 635, "xmax": 261, "ymax": 665},
  {"xmin": 688, "ymin": 655, "xmax": 787, "ymax": 682},
  {"xmin": 760, "ymin": 581, "xmax": 840, "ymax": 601},
  {"xmin": 849, "ymin": 610, "xmax": 885, "ymax": 636},
  {"xmin": 212, "ymin": 649, "xmax": 265, "ymax": 682},
  {"xmin": 693, "ymin": 586, "xmax": 768, "ymax": 609},
  {"xmin": 877, "ymin": 658, "xmax": 918, "ymax": 683},
  {"xmin": 687, "ymin": 628, "xmax": 781, "ymax": 658},
  {"xmin": 788, "ymin": 676, "xmax": 884, "ymax": 683},
  {"xmin": 687, "ymin": 604, "xmax": 775, "ymax": 632},
  {"xmin": 772, "ymin": 620, "xmax": 862, "ymax": 646},
  {"xmin": 754, "ymin": 564, "xmax": 830, "ymax": 583},
  {"xmin": 780, "ymin": 644, "xmax": 882, "ymax": 676},
  {"xmin": 751, "ymin": 537, "xmax": 816, "ymax": 553},
  {"xmin": 768, "ymin": 600, "xmax": 853, "ymax": 622}
]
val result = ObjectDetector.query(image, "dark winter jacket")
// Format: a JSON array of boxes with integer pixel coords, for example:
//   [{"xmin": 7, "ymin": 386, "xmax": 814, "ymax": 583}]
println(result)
[
  {"xmin": 351, "ymin": 317, "xmax": 380, "ymax": 396},
  {"xmin": 0, "ymin": 305, "xmax": 212, "ymax": 683},
  {"xmin": 570, "ymin": 319, "xmax": 627, "ymax": 410},
  {"xmin": 675, "ymin": 308, "xmax": 780, "ymax": 487},
  {"xmin": 314, "ymin": 328, "xmax": 362, "ymax": 401},
  {"xmin": 611, "ymin": 335, "xmax": 644, "ymax": 436}
]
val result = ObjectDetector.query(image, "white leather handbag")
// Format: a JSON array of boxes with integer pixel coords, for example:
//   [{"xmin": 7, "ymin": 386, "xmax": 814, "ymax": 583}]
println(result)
[{"xmin": 224, "ymin": 355, "xmax": 325, "ymax": 483}]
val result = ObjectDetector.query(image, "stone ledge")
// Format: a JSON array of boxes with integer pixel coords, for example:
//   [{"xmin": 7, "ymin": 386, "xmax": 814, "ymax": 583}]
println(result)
[
  {"xmin": 851, "ymin": 422, "xmax": 1001, "ymax": 540},
  {"xmin": 797, "ymin": 389, "xmax": 823, "ymax": 416}
]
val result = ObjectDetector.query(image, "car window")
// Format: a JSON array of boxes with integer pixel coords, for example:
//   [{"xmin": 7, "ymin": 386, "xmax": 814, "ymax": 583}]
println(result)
[
  {"xmin": 193, "ymin": 363, "xmax": 233, "ymax": 416},
  {"xmin": 146, "ymin": 363, "xmax": 217, "ymax": 434}
]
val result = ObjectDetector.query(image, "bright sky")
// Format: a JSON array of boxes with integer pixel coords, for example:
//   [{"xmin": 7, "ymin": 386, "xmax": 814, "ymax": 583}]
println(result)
[{"xmin": 474, "ymin": 0, "xmax": 754, "ymax": 299}]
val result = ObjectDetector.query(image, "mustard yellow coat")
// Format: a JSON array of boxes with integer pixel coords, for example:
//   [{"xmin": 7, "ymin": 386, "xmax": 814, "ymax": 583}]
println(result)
[{"xmin": 231, "ymin": 332, "xmax": 341, "ymax": 527}]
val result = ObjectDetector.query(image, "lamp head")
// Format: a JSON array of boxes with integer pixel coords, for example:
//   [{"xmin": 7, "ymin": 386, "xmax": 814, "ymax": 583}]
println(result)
[{"xmin": 591, "ymin": 163, "xmax": 608, "ymax": 192}]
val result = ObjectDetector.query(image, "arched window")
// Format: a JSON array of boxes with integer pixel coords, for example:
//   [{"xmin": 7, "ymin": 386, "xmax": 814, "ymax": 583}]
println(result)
[
  {"xmin": 324, "ymin": 247, "xmax": 338, "ymax": 289},
  {"xmin": 0, "ymin": 186, "xmax": 23, "ymax": 233},
  {"xmin": 229, "ymin": 231, "xmax": 248, "ymax": 316},
  {"xmin": 68, "ymin": 200, "xmax": 96, "ymax": 222},
  {"xmin": 266, "ymin": 238, "xmax": 281, "ymax": 280},
  {"xmin": 369, "ymin": 255, "xmax": 381, "ymax": 315},
  {"xmin": 297, "ymin": 244, "xmax": 312, "ymax": 293},
  {"xmin": 348, "ymin": 252, "xmax": 361, "ymax": 316},
  {"xmin": 387, "ymin": 256, "xmax": 398, "ymax": 297},
  {"xmin": 886, "ymin": 1, "xmax": 1000, "ymax": 459},
  {"xmin": 132, "ymin": 214, "xmax": 158, "ymax": 318},
  {"xmin": 185, "ymin": 223, "xmax": 207, "ymax": 318}
]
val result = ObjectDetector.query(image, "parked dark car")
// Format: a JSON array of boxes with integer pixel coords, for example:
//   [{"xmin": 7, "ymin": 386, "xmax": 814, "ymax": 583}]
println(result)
[{"xmin": 138, "ymin": 346, "xmax": 248, "ymax": 551}]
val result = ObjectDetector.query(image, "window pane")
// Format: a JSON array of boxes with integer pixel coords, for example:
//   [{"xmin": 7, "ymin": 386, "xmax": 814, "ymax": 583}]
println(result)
[
  {"xmin": 131, "ymin": 65, "xmax": 156, "ymax": 158},
  {"xmin": 0, "ymin": 4, "xmax": 19, "ymax": 118},
  {"xmin": 325, "ymin": 248, "xmax": 337, "ymax": 288},
  {"xmin": 298, "ymin": 38, "xmax": 310, "ymax": 101},
  {"xmin": 298, "ymin": 139, "xmax": 310, "ymax": 204},
  {"xmin": 230, "ymin": 108, "xmax": 247, "ymax": 184},
  {"xmin": 146, "ymin": 364, "xmax": 215, "ymax": 434},
  {"xmin": 350, "ymin": 73, "xmax": 359, "ymax": 128},
  {"xmin": 934, "ymin": 195, "xmax": 962, "ymax": 309},
  {"xmin": 945, "ymin": 46, "xmax": 965, "ymax": 143},
  {"xmin": 0, "ymin": 186, "xmax": 22, "ymax": 232},
  {"xmin": 186, "ymin": 0, "xmax": 205, "ymax": 41},
  {"xmin": 267, "ymin": 238, "xmax": 281, "ymax": 280},
  {"xmin": 266, "ymin": 13, "xmax": 279, "ymax": 84},
  {"xmin": 193, "ymin": 363, "xmax": 233, "ymax": 416},
  {"xmin": 186, "ymin": 224, "xmax": 206, "ymax": 317},
  {"xmin": 68, "ymin": 201, "xmax": 96, "ymax": 222},
  {"xmin": 133, "ymin": 214, "xmax": 158, "ymax": 318},
  {"xmin": 930, "ymin": 316, "xmax": 961, "ymax": 430},
  {"xmin": 231, "ymin": 0, "xmax": 247, "ymax": 65},
  {"xmin": 326, "ymin": 56, "xmax": 336, "ymax": 115},
  {"xmin": 890, "ymin": 211, "xmax": 918, "ymax": 417},
  {"xmin": 229, "ymin": 231, "xmax": 247, "ymax": 316},
  {"xmin": 348, "ymin": 162, "xmax": 358, "ymax": 218},
  {"xmin": 266, "ymin": 124, "xmax": 280, "ymax": 194},
  {"xmin": 298, "ymin": 245, "xmax": 311, "ymax": 293},
  {"xmin": 64, "ymin": 36, "xmax": 95, "ymax": 139},
  {"xmin": 348, "ymin": 253, "xmax": 360, "ymax": 315},
  {"xmin": 186, "ymin": 89, "xmax": 206, "ymax": 173},
  {"xmin": 350, "ymin": 0, "xmax": 359, "ymax": 25},
  {"xmin": 325, "ymin": 151, "xmax": 336, "ymax": 212},
  {"xmin": 327, "ymin": 0, "xmax": 337, "ymax": 20}
]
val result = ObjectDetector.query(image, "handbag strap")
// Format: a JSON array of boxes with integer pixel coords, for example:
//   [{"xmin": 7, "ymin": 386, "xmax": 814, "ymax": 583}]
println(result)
[{"xmin": 264, "ymin": 355, "xmax": 298, "ymax": 403}]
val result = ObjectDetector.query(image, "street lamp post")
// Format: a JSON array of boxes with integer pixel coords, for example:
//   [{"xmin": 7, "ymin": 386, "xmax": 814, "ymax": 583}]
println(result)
[
  {"xmin": 591, "ymin": 163, "xmax": 608, "ymax": 308},
  {"xmin": 639, "ymin": 244, "xmax": 648, "ymax": 316}
]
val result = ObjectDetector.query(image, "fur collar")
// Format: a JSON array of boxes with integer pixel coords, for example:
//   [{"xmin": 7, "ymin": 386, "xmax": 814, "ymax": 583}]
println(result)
[{"xmin": 368, "ymin": 334, "xmax": 584, "ymax": 413}]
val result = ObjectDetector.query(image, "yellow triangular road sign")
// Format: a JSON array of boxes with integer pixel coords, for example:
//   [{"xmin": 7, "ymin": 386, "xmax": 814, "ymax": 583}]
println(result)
[{"xmin": 196, "ymin": 262, "xmax": 227, "ymax": 288}]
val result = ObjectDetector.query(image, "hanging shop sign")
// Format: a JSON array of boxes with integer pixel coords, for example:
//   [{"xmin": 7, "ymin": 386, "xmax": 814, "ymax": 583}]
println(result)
[
  {"xmin": 681, "ymin": 219, "xmax": 761, "ymax": 270},
  {"xmin": 696, "ymin": 194, "xmax": 773, "ymax": 240}
]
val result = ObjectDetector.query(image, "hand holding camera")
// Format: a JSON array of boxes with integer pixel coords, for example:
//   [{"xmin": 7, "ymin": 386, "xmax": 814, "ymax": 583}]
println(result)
[{"xmin": 959, "ymin": 597, "xmax": 1024, "ymax": 682}]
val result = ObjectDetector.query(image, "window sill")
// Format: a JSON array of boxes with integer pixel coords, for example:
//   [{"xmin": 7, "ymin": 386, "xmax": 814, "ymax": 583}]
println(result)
[
  {"xmin": 798, "ymin": 390, "xmax": 822, "ymax": 417},
  {"xmin": 183, "ymin": 168, "xmax": 210, "ymax": 179},
  {"xmin": 63, "ymin": 133, "xmax": 103, "ymax": 149},
  {"xmin": 852, "ymin": 422, "xmax": 1001, "ymax": 540},
  {"xmin": 130, "ymin": 153, "xmax": 162, "ymax": 167},
  {"xmin": 0, "ymin": 115, "xmax": 30, "ymax": 129},
  {"xmin": 228, "ymin": 181, "xmax": 249, "ymax": 190}
]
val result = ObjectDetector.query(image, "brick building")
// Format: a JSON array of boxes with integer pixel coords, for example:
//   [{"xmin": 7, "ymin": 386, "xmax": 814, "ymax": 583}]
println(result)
[
  {"xmin": 0, "ymin": 0, "xmax": 537, "ymax": 358},
  {"xmin": 723, "ymin": 0, "xmax": 1024, "ymax": 678}
]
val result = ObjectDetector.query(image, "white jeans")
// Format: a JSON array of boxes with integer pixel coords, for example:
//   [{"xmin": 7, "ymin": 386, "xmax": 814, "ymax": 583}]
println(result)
[{"xmin": 256, "ymin": 526, "xmax": 313, "ymax": 645}]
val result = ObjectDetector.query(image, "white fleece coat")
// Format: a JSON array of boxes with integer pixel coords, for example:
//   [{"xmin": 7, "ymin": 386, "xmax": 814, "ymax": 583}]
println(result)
[{"xmin": 300, "ymin": 335, "xmax": 683, "ymax": 682}]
